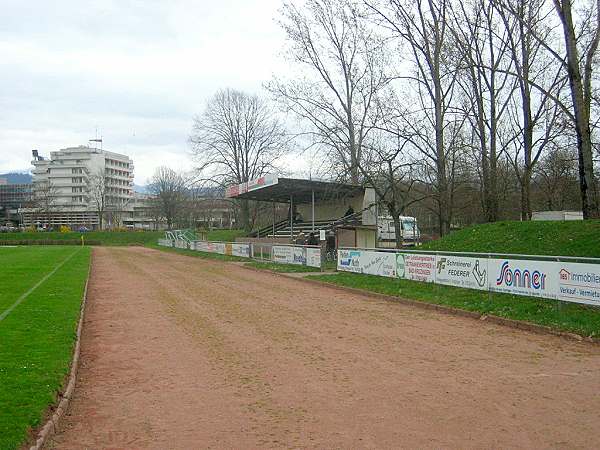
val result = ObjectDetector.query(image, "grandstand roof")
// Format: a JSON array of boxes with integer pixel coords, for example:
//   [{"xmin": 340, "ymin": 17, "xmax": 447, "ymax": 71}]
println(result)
[{"xmin": 225, "ymin": 176, "xmax": 364, "ymax": 204}]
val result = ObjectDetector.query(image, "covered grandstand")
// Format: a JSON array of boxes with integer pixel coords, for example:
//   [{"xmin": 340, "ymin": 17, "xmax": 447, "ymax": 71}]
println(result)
[{"xmin": 225, "ymin": 175, "xmax": 377, "ymax": 247}]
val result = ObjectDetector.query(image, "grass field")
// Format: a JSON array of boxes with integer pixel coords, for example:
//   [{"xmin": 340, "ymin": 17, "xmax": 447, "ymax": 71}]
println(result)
[
  {"xmin": 307, "ymin": 272, "xmax": 600, "ymax": 337},
  {"xmin": 0, "ymin": 246, "xmax": 91, "ymax": 450},
  {"xmin": 421, "ymin": 220, "xmax": 600, "ymax": 257}
]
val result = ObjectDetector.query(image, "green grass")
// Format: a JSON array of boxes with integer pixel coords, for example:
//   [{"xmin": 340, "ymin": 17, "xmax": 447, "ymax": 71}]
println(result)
[
  {"xmin": 205, "ymin": 229, "xmax": 246, "ymax": 241},
  {"xmin": 245, "ymin": 261, "xmax": 321, "ymax": 273},
  {"xmin": 307, "ymin": 272, "xmax": 600, "ymax": 337},
  {"xmin": 0, "ymin": 246, "xmax": 91, "ymax": 449},
  {"xmin": 0, "ymin": 231, "xmax": 163, "ymax": 246},
  {"xmin": 422, "ymin": 220, "xmax": 600, "ymax": 257}
]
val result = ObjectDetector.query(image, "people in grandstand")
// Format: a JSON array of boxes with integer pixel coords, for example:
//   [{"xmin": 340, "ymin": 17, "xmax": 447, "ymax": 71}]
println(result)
[
  {"xmin": 295, "ymin": 231, "xmax": 306, "ymax": 245},
  {"xmin": 344, "ymin": 205, "xmax": 355, "ymax": 217},
  {"xmin": 307, "ymin": 232, "xmax": 318, "ymax": 246}
]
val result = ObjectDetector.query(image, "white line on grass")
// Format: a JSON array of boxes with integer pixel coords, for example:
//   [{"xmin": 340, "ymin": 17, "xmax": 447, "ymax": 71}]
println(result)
[{"xmin": 0, "ymin": 249, "xmax": 81, "ymax": 323}]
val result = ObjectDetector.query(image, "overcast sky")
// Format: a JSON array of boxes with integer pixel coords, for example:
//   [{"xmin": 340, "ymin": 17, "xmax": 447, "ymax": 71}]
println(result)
[{"xmin": 0, "ymin": 0, "xmax": 292, "ymax": 184}]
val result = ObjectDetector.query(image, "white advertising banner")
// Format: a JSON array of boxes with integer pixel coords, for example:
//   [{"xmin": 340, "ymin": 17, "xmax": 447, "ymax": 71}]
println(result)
[
  {"xmin": 306, "ymin": 248, "xmax": 322, "ymax": 268},
  {"xmin": 293, "ymin": 247, "xmax": 307, "ymax": 265},
  {"xmin": 175, "ymin": 240, "xmax": 188, "ymax": 249},
  {"xmin": 338, "ymin": 248, "xmax": 600, "ymax": 306},
  {"xmin": 401, "ymin": 253, "xmax": 436, "ymax": 283},
  {"xmin": 272, "ymin": 246, "xmax": 294, "ymax": 264},
  {"xmin": 337, "ymin": 250, "xmax": 396, "ymax": 277},
  {"xmin": 194, "ymin": 241, "xmax": 226, "ymax": 255},
  {"xmin": 338, "ymin": 249, "xmax": 363, "ymax": 273},
  {"xmin": 361, "ymin": 250, "xmax": 397, "ymax": 278},
  {"xmin": 489, "ymin": 258, "xmax": 557, "ymax": 299},
  {"xmin": 210, "ymin": 242, "xmax": 226, "ymax": 254},
  {"xmin": 231, "ymin": 243, "xmax": 251, "ymax": 258},
  {"xmin": 554, "ymin": 262, "xmax": 600, "ymax": 306},
  {"xmin": 434, "ymin": 255, "xmax": 488, "ymax": 291}
]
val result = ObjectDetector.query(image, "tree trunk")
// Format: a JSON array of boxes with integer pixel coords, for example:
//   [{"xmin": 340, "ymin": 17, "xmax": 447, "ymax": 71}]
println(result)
[
  {"xmin": 520, "ymin": 167, "xmax": 532, "ymax": 220},
  {"xmin": 556, "ymin": 0, "xmax": 598, "ymax": 218},
  {"xmin": 239, "ymin": 199, "xmax": 251, "ymax": 231},
  {"xmin": 389, "ymin": 206, "xmax": 403, "ymax": 249},
  {"xmin": 434, "ymin": 78, "xmax": 450, "ymax": 236}
]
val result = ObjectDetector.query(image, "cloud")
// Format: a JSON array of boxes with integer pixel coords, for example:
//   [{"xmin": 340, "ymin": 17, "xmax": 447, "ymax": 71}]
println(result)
[{"xmin": 0, "ymin": 0, "xmax": 289, "ymax": 184}]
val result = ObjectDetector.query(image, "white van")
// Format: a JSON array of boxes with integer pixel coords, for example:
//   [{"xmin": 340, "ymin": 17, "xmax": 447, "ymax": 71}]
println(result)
[{"xmin": 377, "ymin": 216, "xmax": 420, "ymax": 247}]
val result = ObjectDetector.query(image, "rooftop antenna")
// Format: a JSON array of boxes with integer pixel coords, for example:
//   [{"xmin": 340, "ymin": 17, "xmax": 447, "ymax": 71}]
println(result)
[
  {"xmin": 89, "ymin": 127, "xmax": 103, "ymax": 150},
  {"xmin": 89, "ymin": 138, "xmax": 103, "ymax": 150}
]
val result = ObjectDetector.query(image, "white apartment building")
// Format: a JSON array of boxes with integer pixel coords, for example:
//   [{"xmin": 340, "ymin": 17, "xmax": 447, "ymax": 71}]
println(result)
[{"xmin": 25, "ymin": 146, "xmax": 135, "ymax": 228}]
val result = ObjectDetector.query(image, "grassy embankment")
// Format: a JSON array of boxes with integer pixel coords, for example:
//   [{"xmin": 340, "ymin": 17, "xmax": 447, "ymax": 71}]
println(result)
[
  {"xmin": 0, "ymin": 246, "xmax": 91, "ymax": 449},
  {"xmin": 308, "ymin": 221, "xmax": 600, "ymax": 337},
  {"xmin": 421, "ymin": 220, "xmax": 600, "ymax": 257}
]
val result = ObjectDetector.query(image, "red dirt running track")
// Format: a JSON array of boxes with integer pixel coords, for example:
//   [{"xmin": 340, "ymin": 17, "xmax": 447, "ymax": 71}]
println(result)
[{"xmin": 48, "ymin": 247, "xmax": 600, "ymax": 449}]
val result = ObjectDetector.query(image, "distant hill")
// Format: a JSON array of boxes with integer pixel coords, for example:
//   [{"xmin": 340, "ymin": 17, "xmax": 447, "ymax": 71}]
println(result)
[{"xmin": 0, "ymin": 173, "xmax": 32, "ymax": 184}]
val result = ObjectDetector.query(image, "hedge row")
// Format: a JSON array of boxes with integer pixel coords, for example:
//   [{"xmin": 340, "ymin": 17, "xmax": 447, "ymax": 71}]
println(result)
[{"xmin": 0, "ymin": 240, "xmax": 102, "ymax": 246}]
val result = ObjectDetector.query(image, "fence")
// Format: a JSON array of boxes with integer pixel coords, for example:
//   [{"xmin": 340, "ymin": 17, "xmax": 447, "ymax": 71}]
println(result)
[
  {"xmin": 158, "ymin": 239, "xmax": 323, "ymax": 270},
  {"xmin": 338, "ymin": 247, "xmax": 600, "ymax": 307}
]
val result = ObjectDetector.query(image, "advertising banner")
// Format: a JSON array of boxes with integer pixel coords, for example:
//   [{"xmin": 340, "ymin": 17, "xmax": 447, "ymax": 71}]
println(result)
[
  {"xmin": 195, "ymin": 241, "xmax": 209, "ymax": 252},
  {"xmin": 292, "ymin": 247, "xmax": 307, "ymax": 265},
  {"xmin": 338, "ymin": 249, "xmax": 363, "ymax": 273},
  {"xmin": 337, "ymin": 250, "xmax": 396, "ymax": 277},
  {"xmin": 489, "ymin": 258, "xmax": 557, "ymax": 299},
  {"xmin": 210, "ymin": 242, "xmax": 226, "ymax": 255},
  {"xmin": 175, "ymin": 240, "xmax": 188, "ymax": 249},
  {"xmin": 306, "ymin": 248, "xmax": 322, "ymax": 268},
  {"xmin": 402, "ymin": 254, "xmax": 436, "ymax": 283},
  {"xmin": 231, "ymin": 243, "xmax": 251, "ymax": 258},
  {"xmin": 555, "ymin": 262, "xmax": 600, "ymax": 306},
  {"xmin": 194, "ymin": 241, "xmax": 226, "ymax": 255},
  {"xmin": 434, "ymin": 255, "xmax": 488, "ymax": 291},
  {"xmin": 360, "ymin": 250, "xmax": 397, "ymax": 278},
  {"xmin": 337, "ymin": 248, "xmax": 600, "ymax": 307},
  {"xmin": 272, "ymin": 246, "xmax": 294, "ymax": 264}
]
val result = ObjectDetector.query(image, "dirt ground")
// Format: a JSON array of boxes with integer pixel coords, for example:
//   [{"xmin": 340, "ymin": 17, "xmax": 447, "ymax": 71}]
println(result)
[{"xmin": 48, "ymin": 247, "xmax": 600, "ymax": 449}]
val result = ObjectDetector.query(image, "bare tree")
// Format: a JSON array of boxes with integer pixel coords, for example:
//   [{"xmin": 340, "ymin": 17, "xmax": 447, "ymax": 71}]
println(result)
[
  {"xmin": 487, "ymin": 0, "xmax": 567, "ymax": 220},
  {"xmin": 269, "ymin": 0, "xmax": 391, "ymax": 183},
  {"xmin": 450, "ymin": 0, "xmax": 517, "ymax": 222},
  {"xmin": 358, "ymin": 130, "xmax": 426, "ymax": 247},
  {"xmin": 495, "ymin": 0, "xmax": 600, "ymax": 218},
  {"xmin": 534, "ymin": 146, "xmax": 580, "ymax": 209},
  {"xmin": 88, "ymin": 169, "xmax": 108, "ymax": 230},
  {"xmin": 190, "ymin": 88, "xmax": 287, "ymax": 231},
  {"xmin": 32, "ymin": 180, "xmax": 59, "ymax": 228},
  {"xmin": 366, "ymin": 0, "xmax": 465, "ymax": 235},
  {"xmin": 148, "ymin": 167, "xmax": 188, "ymax": 229}
]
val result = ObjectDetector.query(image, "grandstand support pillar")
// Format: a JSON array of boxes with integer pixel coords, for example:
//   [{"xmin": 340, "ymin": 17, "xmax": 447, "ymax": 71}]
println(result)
[
  {"xmin": 290, "ymin": 194, "xmax": 294, "ymax": 241},
  {"xmin": 272, "ymin": 201, "xmax": 275, "ymax": 242},
  {"xmin": 312, "ymin": 190, "xmax": 315, "ymax": 232}
]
